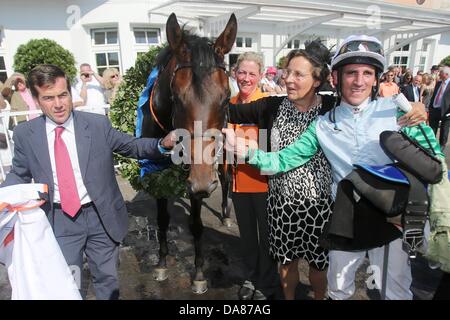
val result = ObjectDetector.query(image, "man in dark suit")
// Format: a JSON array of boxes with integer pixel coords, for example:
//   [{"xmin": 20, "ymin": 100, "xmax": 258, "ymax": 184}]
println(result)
[
  {"xmin": 428, "ymin": 66, "xmax": 450, "ymax": 149},
  {"xmin": 401, "ymin": 74, "xmax": 422, "ymax": 102},
  {"xmin": 1, "ymin": 64, "xmax": 174, "ymax": 299}
]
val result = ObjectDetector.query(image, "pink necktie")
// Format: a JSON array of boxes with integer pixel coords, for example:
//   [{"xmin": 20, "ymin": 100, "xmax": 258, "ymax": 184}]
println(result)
[
  {"xmin": 434, "ymin": 83, "xmax": 445, "ymax": 108},
  {"xmin": 54, "ymin": 127, "xmax": 81, "ymax": 217}
]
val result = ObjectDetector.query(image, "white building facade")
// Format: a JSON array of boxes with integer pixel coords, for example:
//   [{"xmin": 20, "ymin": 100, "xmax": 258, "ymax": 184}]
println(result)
[{"xmin": 0, "ymin": 0, "xmax": 449, "ymax": 82}]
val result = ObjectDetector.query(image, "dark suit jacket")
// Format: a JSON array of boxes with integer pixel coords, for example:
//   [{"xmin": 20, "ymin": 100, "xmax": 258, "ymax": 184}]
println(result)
[
  {"xmin": 401, "ymin": 84, "xmax": 420, "ymax": 102},
  {"xmin": 1, "ymin": 111, "xmax": 163, "ymax": 242},
  {"xmin": 429, "ymin": 80, "xmax": 450, "ymax": 117}
]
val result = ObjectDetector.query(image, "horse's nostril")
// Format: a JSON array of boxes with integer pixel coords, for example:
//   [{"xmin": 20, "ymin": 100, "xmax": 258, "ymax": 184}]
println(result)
[{"xmin": 187, "ymin": 180, "xmax": 218, "ymax": 198}]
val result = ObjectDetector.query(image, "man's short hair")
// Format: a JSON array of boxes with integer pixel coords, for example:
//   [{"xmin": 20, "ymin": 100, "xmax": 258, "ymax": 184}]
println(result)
[
  {"xmin": 442, "ymin": 66, "xmax": 450, "ymax": 77},
  {"xmin": 79, "ymin": 63, "xmax": 91, "ymax": 70},
  {"xmin": 27, "ymin": 64, "xmax": 71, "ymax": 98},
  {"xmin": 431, "ymin": 65, "xmax": 439, "ymax": 71}
]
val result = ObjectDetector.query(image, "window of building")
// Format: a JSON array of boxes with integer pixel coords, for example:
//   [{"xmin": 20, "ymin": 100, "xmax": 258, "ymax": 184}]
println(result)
[
  {"xmin": 92, "ymin": 29, "xmax": 118, "ymax": 45},
  {"xmin": 287, "ymin": 39, "xmax": 301, "ymax": 49},
  {"xmin": 95, "ymin": 52, "xmax": 120, "ymax": 75},
  {"xmin": 134, "ymin": 29, "xmax": 160, "ymax": 45},
  {"xmin": 236, "ymin": 37, "xmax": 252, "ymax": 48},
  {"xmin": 0, "ymin": 56, "xmax": 7, "ymax": 83},
  {"xmin": 393, "ymin": 56, "xmax": 408, "ymax": 70},
  {"xmin": 417, "ymin": 56, "xmax": 427, "ymax": 72},
  {"xmin": 421, "ymin": 42, "xmax": 429, "ymax": 52}
]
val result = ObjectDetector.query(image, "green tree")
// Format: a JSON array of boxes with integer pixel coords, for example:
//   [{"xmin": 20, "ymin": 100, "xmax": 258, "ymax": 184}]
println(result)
[
  {"xmin": 13, "ymin": 39, "xmax": 77, "ymax": 80},
  {"xmin": 440, "ymin": 55, "xmax": 450, "ymax": 67},
  {"xmin": 109, "ymin": 46, "xmax": 188, "ymax": 199}
]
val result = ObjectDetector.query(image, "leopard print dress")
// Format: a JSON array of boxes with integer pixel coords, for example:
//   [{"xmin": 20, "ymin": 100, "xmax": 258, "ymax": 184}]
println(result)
[{"xmin": 267, "ymin": 97, "xmax": 333, "ymax": 270}]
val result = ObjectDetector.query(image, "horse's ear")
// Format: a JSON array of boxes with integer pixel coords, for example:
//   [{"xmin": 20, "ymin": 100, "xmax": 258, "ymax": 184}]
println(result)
[
  {"xmin": 213, "ymin": 13, "xmax": 237, "ymax": 57},
  {"xmin": 166, "ymin": 12, "xmax": 182, "ymax": 51}
]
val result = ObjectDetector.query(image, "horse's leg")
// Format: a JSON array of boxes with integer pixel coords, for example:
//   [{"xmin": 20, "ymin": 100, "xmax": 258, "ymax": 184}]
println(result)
[
  {"xmin": 218, "ymin": 163, "xmax": 233, "ymax": 227},
  {"xmin": 154, "ymin": 198, "xmax": 170, "ymax": 281},
  {"xmin": 189, "ymin": 195, "xmax": 208, "ymax": 294}
]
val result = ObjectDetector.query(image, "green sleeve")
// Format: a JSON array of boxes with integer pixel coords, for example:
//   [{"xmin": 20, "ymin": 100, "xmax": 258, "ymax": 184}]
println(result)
[
  {"xmin": 247, "ymin": 120, "xmax": 320, "ymax": 174},
  {"xmin": 401, "ymin": 124, "xmax": 445, "ymax": 158}
]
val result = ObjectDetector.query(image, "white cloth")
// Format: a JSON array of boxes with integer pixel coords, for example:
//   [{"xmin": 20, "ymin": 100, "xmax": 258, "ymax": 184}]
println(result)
[
  {"xmin": 46, "ymin": 114, "xmax": 91, "ymax": 205},
  {"xmin": 0, "ymin": 183, "xmax": 82, "ymax": 300},
  {"xmin": 71, "ymin": 86, "xmax": 83, "ymax": 105},
  {"xmin": 413, "ymin": 85, "xmax": 420, "ymax": 102},
  {"xmin": 74, "ymin": 78, "xmax": 106, "ymax": 115},
  {"xmin": 327, "ymin": 239, "xmax": 413, "ymax": 300}
]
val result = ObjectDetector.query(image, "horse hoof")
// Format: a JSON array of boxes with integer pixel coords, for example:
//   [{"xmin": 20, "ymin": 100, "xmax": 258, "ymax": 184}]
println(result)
[
  {"xmin": 222, "ymin": 217, "xmax": 232, "ymax": 228},
  {"xmin": 192, "ymin": 280, "xmax": 208, "ymax": 294},
  {"xmin": 153, "ymin": 268, "xmax": 168, "ymax": 281}
]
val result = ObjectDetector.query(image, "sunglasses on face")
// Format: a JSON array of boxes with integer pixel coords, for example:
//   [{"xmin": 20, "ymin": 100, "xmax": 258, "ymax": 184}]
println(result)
[
  {"xmin": 110, "ymin": 74, "xmax": 119, "ymax": 79},
  {"xmin": 81, "ymin": 73, "xmax": 91, "ymax": 77}
]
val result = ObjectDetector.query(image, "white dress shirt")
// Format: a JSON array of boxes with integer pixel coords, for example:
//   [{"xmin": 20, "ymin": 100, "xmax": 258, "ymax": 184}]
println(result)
[{"xmin": 46, "ymin": 114, "xmax": 91, "ymax": 204}]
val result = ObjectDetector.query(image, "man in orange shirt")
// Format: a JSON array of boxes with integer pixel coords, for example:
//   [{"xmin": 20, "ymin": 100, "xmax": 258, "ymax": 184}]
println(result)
[{"xmin": 379, "ymin": 71, "xmax": 400, "ymax": 97}]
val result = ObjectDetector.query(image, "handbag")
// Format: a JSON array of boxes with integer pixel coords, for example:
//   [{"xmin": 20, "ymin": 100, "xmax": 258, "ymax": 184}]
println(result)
[{"xmin": 379, "ymin": 126, "xmax": 443, "ymax": 184}]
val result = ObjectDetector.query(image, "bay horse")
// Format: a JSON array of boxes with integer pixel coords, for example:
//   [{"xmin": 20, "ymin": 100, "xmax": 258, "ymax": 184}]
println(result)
[{"xmin": 141, "ymin": 13, "xmax": 237, "ymax": 294}]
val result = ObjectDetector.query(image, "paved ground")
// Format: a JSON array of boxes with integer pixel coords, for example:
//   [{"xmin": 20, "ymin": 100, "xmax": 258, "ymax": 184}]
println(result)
[{"xmin": 0, "ymin": 145, "xmax": 448, "ymax": 300}]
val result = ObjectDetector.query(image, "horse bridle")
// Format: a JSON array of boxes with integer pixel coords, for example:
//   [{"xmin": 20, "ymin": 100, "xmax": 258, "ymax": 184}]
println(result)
[{"xmin": 168, "ymin": 61, "xmax": 231, "ymax": 170}]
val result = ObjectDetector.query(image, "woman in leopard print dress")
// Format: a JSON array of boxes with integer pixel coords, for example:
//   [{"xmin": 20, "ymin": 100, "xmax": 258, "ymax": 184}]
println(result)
[{"xmin": 227, "ymin": 41, "xmax": 334, "ymax": 300}]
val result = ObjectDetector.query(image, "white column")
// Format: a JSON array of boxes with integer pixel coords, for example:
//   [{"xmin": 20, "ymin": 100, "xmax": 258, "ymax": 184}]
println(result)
[{"xmin": 118, "ymin": 20, "xmax": 135, "ymax": 72}]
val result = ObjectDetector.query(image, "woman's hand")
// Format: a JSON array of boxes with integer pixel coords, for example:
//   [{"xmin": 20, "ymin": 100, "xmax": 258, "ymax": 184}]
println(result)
[
  {"xmin": 222, "ymin": 128, "xmax": 255, "ymax": 160},
  {"xmin": 397, "ymin": 102, "xmax": 427, "ymax": 127}
]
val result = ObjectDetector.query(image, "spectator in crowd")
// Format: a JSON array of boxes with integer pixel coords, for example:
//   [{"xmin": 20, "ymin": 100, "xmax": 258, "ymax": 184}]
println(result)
[
  {"xmin": 225, "ymin": 40, "xmax": 335, "ymax": 300},
  {"xmin": 429, "ymin": 66, "xmax": 450, "ymax": 150},
  {"xmin": 1, "ymin": 64, "xmax": 174, "ymax": 299},
  {"xmin": 228, "ymin": 51, "xmax": 280, "ymax": 301},
  {"xmin": 1, "ymin": 73, "xmax": 40, "ymax": 122},
  {"xmin": 400, "ymin": 71, "xmax": 413, "ymax": 93},
  {"xmin": 402, "ymin": 74, "xmax": 422, "ymax": 102},
  {"xmin": 0, "ymin": 81, "xmax": 6, "ymax": 110},
  {"xmin": 275, "ymin": 76, "xmax": 287, "ymax": 95},
  {"xmin": 260, "ymin": 66, "xmax": 278, "ymax": 94},
  {"xmin": 225, "ymin": 34, "xmax": 431, "ymax": 300},
  {"xmin": 420, "ymin": 73, "xmax": 435, "ymax": 111},
  {"xmin": 74, "ymin": 63, "xmax": 106, "ymax": 115},
  {"xmin": 431, "ymin": 65, "xmax": 440, "ymax": 82},
  {"xmin": 379, "ymin": 70, "xmax": 400, "ymax": 97},
  {"xmin": 102, "ymin": 68, "xmax": 122, "ymax": 105},
  {"xmin": 228, "ymin": 64, "xmax": 239, "ymax": 98},
  {"xmin": 388, "ymin": 65, "xmax": 400, "ymax": 84}
]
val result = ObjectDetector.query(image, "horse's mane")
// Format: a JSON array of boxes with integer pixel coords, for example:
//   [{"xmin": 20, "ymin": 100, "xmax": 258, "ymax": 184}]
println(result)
[{"xmin": 155, "ymin": 29, "xmax": 222, "ymax": 97}]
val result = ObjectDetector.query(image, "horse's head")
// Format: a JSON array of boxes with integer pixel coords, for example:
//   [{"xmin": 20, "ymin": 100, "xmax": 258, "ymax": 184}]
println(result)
[{"xmin": 163, "ymin": 13, "xmax": 237, "ymax": 198}]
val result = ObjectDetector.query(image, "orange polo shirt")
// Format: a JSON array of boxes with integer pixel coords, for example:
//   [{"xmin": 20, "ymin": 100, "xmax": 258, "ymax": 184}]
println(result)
[
  {"xmin": 379, "ymin": 82, "xmax": 400, "ymax": 97},
  {"xmin": 228, "ymin": 89, "xmax": 268, "ymax": 193}
]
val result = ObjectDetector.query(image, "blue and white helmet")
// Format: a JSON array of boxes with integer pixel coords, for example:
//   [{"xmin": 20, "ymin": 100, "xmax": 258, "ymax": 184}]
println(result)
[{"xmin": 331, "ymin": 35, "xmax": 386, "ymax": 73}]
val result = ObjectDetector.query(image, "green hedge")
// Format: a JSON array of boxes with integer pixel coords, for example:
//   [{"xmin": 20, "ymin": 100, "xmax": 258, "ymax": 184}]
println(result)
[
  {"xmin": 440, "ymin": 55, "xmax": 450, "ymax": 67},
  {"xmin": 14, "ymin": 39, "xmax": 77, "ymax": 80},
  {"xmin": 109, "ymin": 46, "xmax": 188, "ymax": 199}
]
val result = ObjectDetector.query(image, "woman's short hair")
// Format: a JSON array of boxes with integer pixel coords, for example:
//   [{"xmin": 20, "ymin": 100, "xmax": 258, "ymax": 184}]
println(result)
[
  {"xmin": 284, "ymin": 40, "xmax": 331, "ymax": 89},
  {"xmin": 235, "ymin": 52, "xmax": 264, "ymax": 74}
]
